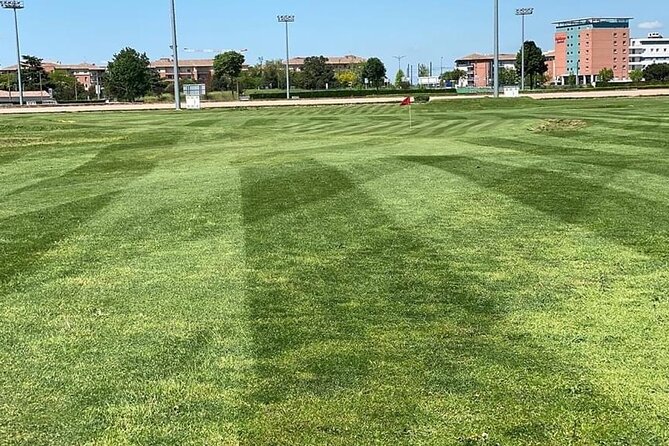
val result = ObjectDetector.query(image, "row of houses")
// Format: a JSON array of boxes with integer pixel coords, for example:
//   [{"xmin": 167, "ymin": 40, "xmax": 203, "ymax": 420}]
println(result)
[
  {"xmin": 0, "ymin": 55, "xmax": 368, "ymax": 90},
  {"xmin": 456, "ymin": 17, "xmax": 669, "ymax": 88}
]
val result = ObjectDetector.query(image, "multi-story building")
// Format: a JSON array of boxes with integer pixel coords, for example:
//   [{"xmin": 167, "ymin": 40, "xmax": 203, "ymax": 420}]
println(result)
[
  {"xmin": 553, "ymin": 17, "xmax": 632, "ymax": 84},
  {"xmin": 150, "ymin": 58, "xmax": 220, "ymax": 84},
  {"xmin": 455, "ymin": 53, "xmax": 516, "ymax": 87},
  {"xmin": 287, "ymin": 55, "xmax": 366, "ymax": 72},
  {"xmin": 0, "ymin": 61, "xmax": 106, "ymax": 91},
  {"xmin": 630, "ymin": 33, "xmax": 669, "ymax": 71}
]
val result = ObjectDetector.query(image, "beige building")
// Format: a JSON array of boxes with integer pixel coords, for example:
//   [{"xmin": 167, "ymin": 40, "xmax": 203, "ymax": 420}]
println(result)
[{"xmin": 287, "ymin": 55, "xmax": 367, "ymax": 72}]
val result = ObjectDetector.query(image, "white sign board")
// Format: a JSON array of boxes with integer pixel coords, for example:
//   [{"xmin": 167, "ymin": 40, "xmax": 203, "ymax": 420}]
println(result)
[
  {"xmin": 183, "ymin": 84, "xmax": 206, "ymax": 96},
  {"xmin": 186, "ymin": 95, "xmax": 201, "ymax": 110},
  {"xmin": 503, "ymin": 86, "xmax": 520, "ymax": 97}
]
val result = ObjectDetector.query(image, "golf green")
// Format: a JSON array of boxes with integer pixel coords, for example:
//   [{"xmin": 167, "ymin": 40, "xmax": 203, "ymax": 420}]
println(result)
[{"xmin": 1, "ymin": 98, "xmax": 668, "ymax": 445}]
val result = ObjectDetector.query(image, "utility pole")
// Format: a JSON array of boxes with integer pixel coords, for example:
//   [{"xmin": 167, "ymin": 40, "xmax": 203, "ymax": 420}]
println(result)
[
  {"xmin": 278, "ymin": 15, "xmax": 295, "ymax": 99},
  {"xmin": 1, "ymin": 1, "xmax": 25, "ymax": 106},
  {"xmin": 169, "ymin": 0, "xmax": 181, "ymax": 110},
  {"xmin": 493, "ymin": 0, "xmax": 499, "ymax": 97},
  {"xmin": 516, "ymin": 8, "xmax": 534, "ymax": 91}
]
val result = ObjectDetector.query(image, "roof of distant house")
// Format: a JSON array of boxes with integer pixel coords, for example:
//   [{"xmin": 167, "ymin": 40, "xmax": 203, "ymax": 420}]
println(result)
[
  {"xmin": 150, "ymin": 58, "xmax": 215, "ymax": 68},
  {"xmin": 288, "ymin": 55, "xmax": 367, "ymax": 65},
  {"xmin": 456, "ymin": 53, "xmax": 517, "ymax": 62}
]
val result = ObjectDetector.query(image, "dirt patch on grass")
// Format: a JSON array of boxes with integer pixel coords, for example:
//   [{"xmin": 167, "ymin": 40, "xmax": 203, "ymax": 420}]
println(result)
[{"xmin": 532, "ymin": 119, "xmax": 588, "ymax": 133}]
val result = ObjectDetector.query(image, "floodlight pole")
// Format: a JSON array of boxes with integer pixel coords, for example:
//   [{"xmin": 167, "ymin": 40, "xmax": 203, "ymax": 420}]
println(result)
[
  {"xmin": 278, "ymin": 15, "xmax": 294, "ymax": 99},
  {"xmin": 2, "ymin": 1, "xmax": 25, "ymax": 106},
  {"xmin": 493, "ymin": 0, "xmax": 499, "ymax": 97},
  {"xmin": 516, "ymin": 7, "xmax": 534, "ymax": 91},
  {"xmin": 170, "ymin": 0, "xmax": 181, "ymax": 110}
]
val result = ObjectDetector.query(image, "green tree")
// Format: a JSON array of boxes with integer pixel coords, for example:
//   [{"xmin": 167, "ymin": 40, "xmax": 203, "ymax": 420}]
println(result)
[
  {"xmin": 149, "ymin": 69, "xmax": 169, "ymax": 96},
  {"xmin": 0, "ymin": 73, "xmax": 17, "ymax": 90},
  {"xmin": 499, "ymin": 67, "xmax": 519, "ymax": 86},
  {"xmin": 336, "ymin": 70, "xmax": 359, "ymax": 88},
  {"xmin": 239, "ymin": 65, "xmax": 263, "ymax": 90},
  {"xmin": 361, "ymin": 57, "xmax": 386, "ymax": 88},
  {"xmin": 21, "ymin": 55, "xmax": 50, "ymax": 90},
  {"xmin": 301, "ymin": 56, "xmax": 335, "ymax": 90},
  {"xmin": 104, "ymin": 47, "xmax": 152, "ymax": 101},
  {"xmin": 261, "ymin": 60, "xmax": 285, "ymax": 89},
  {"xmin": 598, "ymin": 67, "xmax": 614, "ymax": 83},
  {"xmin": 213, "ymin": 51, "xmax": 245, "ymax": 91},
  {"xmin": 439, "ymin": 69, "xmax": 466, "ymax": 82},
  {"xmin": 49, "ymin": 70, "xmax": 86, "ymax": 101},
  {"xmin": 418, "ymin": 64, "xmax": 430, "ymax": 77},
  {"xmin": 630, "ymin": 69, "xmax": 644, "ymax": 83},
  {"xmin": 515, "ymin": 41, "xmax": 547, "ymax": 88},
  {"xmin": 394, "ymin": 69, "xmax": 405, "ymax": 86},
  {"xmin": 643, "ymin": 63, "xmax": 669, "ymax": 82}
]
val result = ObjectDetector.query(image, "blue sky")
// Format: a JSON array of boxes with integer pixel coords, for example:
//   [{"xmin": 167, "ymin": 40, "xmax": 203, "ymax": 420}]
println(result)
[{"xmin": 0, "ymin": 0, "xmax": 666, "ymax": 76}]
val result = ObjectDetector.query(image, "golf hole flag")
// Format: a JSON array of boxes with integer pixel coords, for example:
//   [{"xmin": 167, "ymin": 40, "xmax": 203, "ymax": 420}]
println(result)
[{"xmin": 400, "ymin": 96, "xmax": 413, "ymax": 128}]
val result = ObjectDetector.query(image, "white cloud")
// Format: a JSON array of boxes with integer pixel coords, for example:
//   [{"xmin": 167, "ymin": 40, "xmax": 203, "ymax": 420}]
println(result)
[{"xmin": 638, "ymin": 21, "xmax": 663, "ymax": 30}]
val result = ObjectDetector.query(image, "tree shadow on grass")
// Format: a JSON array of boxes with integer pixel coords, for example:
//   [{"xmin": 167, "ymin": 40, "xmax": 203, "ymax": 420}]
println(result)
[{"xmin": 239, "ymin": 159, "xmax": 656, "ymax": 445}]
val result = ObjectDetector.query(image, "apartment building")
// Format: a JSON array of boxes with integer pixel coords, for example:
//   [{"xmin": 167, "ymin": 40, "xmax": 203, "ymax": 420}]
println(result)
[
  {"xmin": 150, "ymin": 58, "xmax": 220, "ymax": 84},
  {"xmin": 553, "ymin": 17, "xmax": 632, "ymax": 84},
  {"xmin": 0, "ymin": 61, "xmax": 105, "ymax": 91},
  {"xmin": 630, "ymin": 32, "xmax": 669, "ymax": 71},
  {"xmin": 455, "ymin": 53, "xmax": 517, "ymax": 87},
  {"xmin": 287, "ymin": 55, "xmax": 366, "ymax": 72}
]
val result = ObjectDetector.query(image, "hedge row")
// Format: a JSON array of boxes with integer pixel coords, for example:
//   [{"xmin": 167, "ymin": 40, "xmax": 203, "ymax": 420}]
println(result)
[{"xmin": 248, "ymin": 88, "xmax": 456, "ymax": 100}]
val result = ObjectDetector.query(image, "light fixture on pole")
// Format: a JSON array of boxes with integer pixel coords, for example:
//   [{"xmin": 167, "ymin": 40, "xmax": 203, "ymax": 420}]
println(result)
[
  {"xmin": 493, "ymin": 0, "xmax": 499, "ymax": 97},
  {"xmin": 516, "ymin": 7, "xmax": 534, "ymax": 91},
  {"xmin": 169, "ymin": 0, "xmax": 181, "ymax": 110},
  {"xmin": 1, "ymin": 0, "xmax": 25, "ymax": 106},
  {"xmin": 278, "ymin": 15, "xmax": 295, "ymax": 99}
]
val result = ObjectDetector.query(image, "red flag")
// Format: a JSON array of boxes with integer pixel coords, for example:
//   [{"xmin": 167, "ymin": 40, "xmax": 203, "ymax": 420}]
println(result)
[{"xmin": 400, "ymin": 96, "xmax": 412, "ymax": 106}]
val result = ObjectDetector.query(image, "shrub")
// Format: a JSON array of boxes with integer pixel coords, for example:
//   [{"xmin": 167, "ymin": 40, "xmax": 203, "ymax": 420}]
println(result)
[{"xmin": 413, "ymin": 94, "xmax": 430, "ymax": 103}]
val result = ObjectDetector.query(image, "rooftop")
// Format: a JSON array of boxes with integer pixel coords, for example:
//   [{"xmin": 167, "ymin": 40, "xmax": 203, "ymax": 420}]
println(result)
[
  {"xmin": 456, "ymin": 53, "xmax": 517, "ymax": 62},
  {"xmin": 288, "ymin": 55, "xmax": 367, "ymax": 65},
  {"xmin": 553, "ymin": 17, "xmax": 632, "ymax": 27}
]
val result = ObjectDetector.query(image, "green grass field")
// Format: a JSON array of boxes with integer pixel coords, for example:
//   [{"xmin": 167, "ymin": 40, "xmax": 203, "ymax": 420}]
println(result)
[{"xmin": 1, "ymin": 98, "xmax": 668, "ymax": 445}]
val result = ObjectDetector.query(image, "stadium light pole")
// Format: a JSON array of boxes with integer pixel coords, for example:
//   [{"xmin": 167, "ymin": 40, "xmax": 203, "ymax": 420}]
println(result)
[
  {"xmin": 169, "ymin": 0, "xmax": 181, "ymax": 110},
  {"xmin": 278, "ymin": 15, "xmax": 295, "ymax": 99},
  {"xmin": 516, "ymin": 7, "xmax": 534, "ymax": 91},
  {"xmin": 493, "ymin": 0, "xmax": 499, "ymax": 97},
  {"xmin": 1, "ymin": 0, "xmax": 24, "ymax": 106}
]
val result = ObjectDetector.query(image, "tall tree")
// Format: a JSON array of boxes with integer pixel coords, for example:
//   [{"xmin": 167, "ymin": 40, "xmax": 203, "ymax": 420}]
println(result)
[
  {"xmin": 49, "ymin": 70, "xmax": 86, "ymax": 101},
  {"xmin": 22, "ymin": 55, "xmax": 50, "ymax": 90},
  {"xmin": 515, "ymin": 41, "xmax": 547, "ymax": 88},
  {"xmin": 643, "ymin": 63, "xmax": 669, "ymax": 82},
  {"xmin": 0, "ymin": 73, "xmax": 17, "ymax": 90},
  {"xmin": 361, "ymin": 58, "xmax": 386, "ymax": 88},
  {"xmin": 104, "ymin": 47, "xmax": 152, "ymax": 101},
  {"xmin": 418, "ymin": 64, "xmax": 430, "ymax": 77},
  {"xmin": 300, "ymin": 56, "xmax": 335, "ymax": 90},
  {"xmin": 213, "ymin": 51, "xmax": 245, "ymax": 91},
  {"xmin": 261, "ymin": 60, "xmax": 285, "ymax": 89}
]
